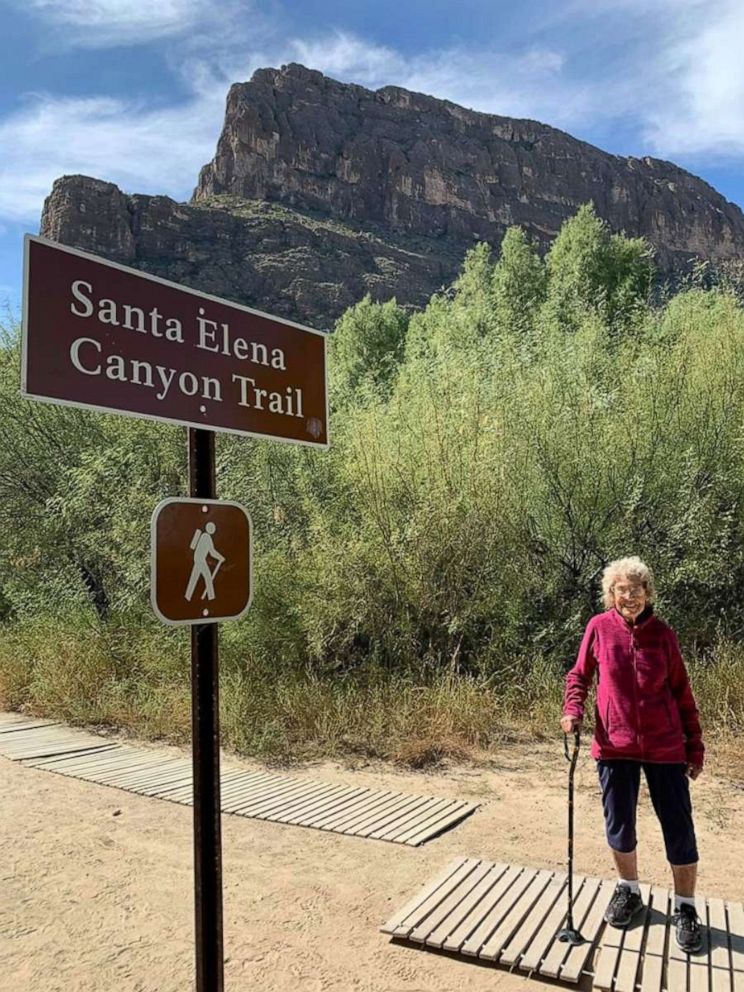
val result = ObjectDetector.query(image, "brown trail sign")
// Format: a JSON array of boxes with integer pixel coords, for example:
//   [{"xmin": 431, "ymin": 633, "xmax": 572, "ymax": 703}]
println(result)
[
  {"xmin": 151, "ymin": 498, "xmax": 252, "ymax": 626},
  {"xmin": 22, "ymin": 234, "xmax": 328, "ymax": 447}
]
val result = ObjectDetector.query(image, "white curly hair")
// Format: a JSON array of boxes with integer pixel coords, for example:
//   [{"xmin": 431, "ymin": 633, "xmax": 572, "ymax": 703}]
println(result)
[{"xmin": 601, "ymin": 556, "xmax": 656, "ymax": 609}]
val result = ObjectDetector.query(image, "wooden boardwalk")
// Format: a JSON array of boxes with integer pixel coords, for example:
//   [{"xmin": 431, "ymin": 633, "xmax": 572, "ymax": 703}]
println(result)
[
  {"xmin": 0, "ymin": 713, "xmax": 478, "ymax": 846},
  {"xmin": 382, "ymin": 856, "xmax": 744, "ymax": 990}
]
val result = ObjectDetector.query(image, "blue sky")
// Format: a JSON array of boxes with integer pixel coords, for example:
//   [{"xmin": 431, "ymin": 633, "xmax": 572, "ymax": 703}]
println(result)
[{"xmin": 2, "ymin": 0, "xmax": 743, "ymax": 314}]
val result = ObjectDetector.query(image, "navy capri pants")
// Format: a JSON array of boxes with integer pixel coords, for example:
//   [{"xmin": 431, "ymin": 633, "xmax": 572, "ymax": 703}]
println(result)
[{"xmin": 597, "ymin": 760, "xmax": 698, "ymax": 865}]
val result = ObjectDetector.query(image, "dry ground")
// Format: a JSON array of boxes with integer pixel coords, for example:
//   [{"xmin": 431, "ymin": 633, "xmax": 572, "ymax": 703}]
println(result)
[{"xmin": 1, "ymin": 726, "xmax": 743, "ymax": 992}]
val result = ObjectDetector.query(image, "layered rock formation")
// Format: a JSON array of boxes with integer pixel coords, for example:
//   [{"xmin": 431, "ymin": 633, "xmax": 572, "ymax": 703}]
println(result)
[{"xmin": 41, "ymin": 63, "xmax": 744, "ymax": 328}]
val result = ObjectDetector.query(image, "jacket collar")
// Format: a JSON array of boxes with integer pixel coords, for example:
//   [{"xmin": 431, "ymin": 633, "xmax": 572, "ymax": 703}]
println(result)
[{"xmin": 611, "ymin": 604, "xmax": 654, "ymax": 629}]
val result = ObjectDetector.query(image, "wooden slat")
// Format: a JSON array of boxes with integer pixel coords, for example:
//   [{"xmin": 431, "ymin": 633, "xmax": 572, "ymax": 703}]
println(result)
[
  {"xmin": 380, "ymin": 797, "xmax": 455, "ymax": 841},
  {"xmin": 220, "ymin": 783, "xmax": 279, "ymax": 810},
  {"xmin": 318, "ymin": 791, "xmax": 402, "ymax": 833},
  {"xmin": 124, "ymin": 765, "xmax": 192, "ymax": 789},
  {"xmin": 82, "ymin": 756, "xmax": 172, "ymax": 783},
  {"xmin": 218, "ymin": 772, "xmax": 276, "ymax": 799},
  {"xmin": 270, "ymin": 785, "xmax": 357, "ymax": 824},
  {"xmin": 560, "ymin": 879, "xmax": 615, "ymax": 983},
  {"xmin": 313, "ymin": 789, "xmax": 404, "ymax": 831},
  {"xmin": 138, "ymin": 773, "xmax": 195, "ymax": 796},
  {"xmin": 343, "ymin": 793, "xmax": 432, "ymax": 835},
  {"xmin": 222, "ymin": 772, "xmax": 294, "ymax": 803},
  {"xmin": 667, "ymin": 897, "xmax": 690, "ymax": 992},
  {"xmin": 227, "ymin": 777, "xmax": 323, "ymax": 815},
  {"xmin": 500, "ymin": 873, "xmax": 564, "ymax": 968},
  {"xmin": 6, "ymin": 743, "xmax": 109, "ymax": 760},
  {"xmin": 0, "ymin": 720, "xmax": 58, "ymax": 734},
  {"xmin": 0, "ymin": 729, "xmax": 81, "ymax": 744},
  {"xmin": 614, "ymin": 883, "xmax": 651, "ymax": 992},
  {"xmin": 0, "ymin": 733, "xmax": 101, "ymax": 753},
  {"xmin": 518, "ymin": 873, "xmax": 576, "ymax": 974},
  {"xmin": 688, "ymin": 899, "xmax": 710, "ymax": 992},
  {"xmin": 403, "ymin": 802, "xmax": 476, "ymax": 847},
  {"xmin": 25, "ymin": 744, "xmax": 121, "ymax": 768},
  {"xmin": 97, "ymin": 759, "xmax": 184, "ymax": 787},
  {"xmin": 592, "ymin": 897, "xmax": 624, "ymax": 991},
  {"xmin": 345, "ymin": 793, "xmax": 428, "ymax": 837},
  {"xmin": 359, "ymin": 795, "xmax": 434, "ymax": 837},
  {"xmin": 638, "ymin": 886, "xmax": 669, "ymax": 992},
  {"xmin": 443, "ymin": 864, "xmax": 521, "ymax": 953},
  {"xmin": 158, "ymin": 785, "xmax": 193, "ymax": 804},
  {"xmin": 234, "ymin": 780, "xmax": 338, "ymax": 819},
  {"xmin": 118, "ymin": 762, "xmax": 191, "ymax": 789},
  {"xmin": 253, "ymin": 781, "xmax": 344, "ymax": 821},
  {"xmin": 219, "ymin": 773, "xmax": 283, "ymax": 804},
  {"xmin": 729, "ymin": 901, "xmax": 744, "ymax": 992},
  {"xmin": 380, "ymin": 798, "xmax": 458, "ymax": 843},
  {"xmin": 0, "ymin": 728, "xmax": 82, "ymax": 746},
  {"xmin": 393, "ymin": 858, "xmax": 481, "ymax": 939},
  {"xmin": 290, "ymin": 788, "xmax": 370, "ymax": 829},
  {"xmin": 461, "ymin": 866, "xmax": 538, "ymax": 957},
  {"xmin": 409, "ymin": 861, "xmax": 490, "ymax": 944},
  {"xmin": 0, "ymin": 729, "xmax": 95, "ymax": 747},
  {"xmin": 479, "ymin": 869, "xmax": 554, "ymax": 961},
  {"xmin": 427, "ymin": 863, "xmax": 510, "ymax": 949},
  {"xmin": 33, "ymin": 745, "xmax": 146, "ymax": 770},
  {"xmin": 215, "ymin": 770, "xmax": 267, "ymax": 791},
  {"xmin": 310, "ymin": 789, "xmax": 376, "ymax": 829},
  {"xmin": 27, "ymin": 744, "xmax": 126, "ymax": 768},
  {"xmin": 318, "ymin": 792, "xmax": 400, "ymax": 833},
  {"xmin": 708, "ymin": 898, "xmax": 733, "ymax": 992},
  {"xmin": 539, "ymin": 876, "xmax": 602, "ymax": 979},
  {"xmin": 381, "ymin": 857, "xmax": 468, "ymax": 935},
  {"xmin": 80, "ymin": 752, "xmax": 173, "ymax": 777},
  {"xmin": 282, "ymin": 787, "xmax": 371, "ymax": 827}
]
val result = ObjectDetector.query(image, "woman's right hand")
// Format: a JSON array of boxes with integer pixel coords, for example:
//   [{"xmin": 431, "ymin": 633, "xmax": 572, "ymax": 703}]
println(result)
[{"xmin": 560, "ymin": 715, "xmax": 582, "ymax": 734}]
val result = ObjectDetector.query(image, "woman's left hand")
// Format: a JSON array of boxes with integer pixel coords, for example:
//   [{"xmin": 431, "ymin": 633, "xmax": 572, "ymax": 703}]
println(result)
[{"xmin": 687, "ymin": 764, "xmax": 703, "ymax": 780}]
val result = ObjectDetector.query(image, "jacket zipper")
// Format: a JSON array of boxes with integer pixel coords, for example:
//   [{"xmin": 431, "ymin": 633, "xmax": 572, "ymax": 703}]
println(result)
[{"xmin": 631, "ymin": 634, "xmax": 643, "ymax": 756}]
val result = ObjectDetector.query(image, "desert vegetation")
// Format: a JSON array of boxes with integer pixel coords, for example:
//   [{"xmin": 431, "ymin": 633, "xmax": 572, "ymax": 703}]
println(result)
[{"xmin": 1, "ymin": 204, "xmax": 743, "ymax": 766}]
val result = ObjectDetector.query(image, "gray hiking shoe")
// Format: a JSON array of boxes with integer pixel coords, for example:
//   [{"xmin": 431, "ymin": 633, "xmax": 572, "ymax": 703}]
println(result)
[
  {"xmin": 673, "ymin": 903, "xmax": 703, "ymax": 953},
  {"xmin": 604, "ymin": 884, "xmax": 644, "ymax": 928}
]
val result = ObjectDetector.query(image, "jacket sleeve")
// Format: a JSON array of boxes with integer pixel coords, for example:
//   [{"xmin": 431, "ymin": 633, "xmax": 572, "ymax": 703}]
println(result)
[
  {"xmin": 563, "ymin": 619, "xmax": 598, "ymax": 720},
  {"xmin": 667, "ymin": 628, "xmax": 705, "ymax": 766}
]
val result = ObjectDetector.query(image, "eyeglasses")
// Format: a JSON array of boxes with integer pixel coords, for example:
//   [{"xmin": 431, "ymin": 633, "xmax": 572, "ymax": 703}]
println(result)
[{"xmin": 613, "ymin": 584, "xmax": 645, "ymax": 598}]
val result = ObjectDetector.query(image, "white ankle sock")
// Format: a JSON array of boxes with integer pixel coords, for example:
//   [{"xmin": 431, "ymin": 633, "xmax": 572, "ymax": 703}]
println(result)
[
  {"xmin": 619, "ymin": 879, "xmax": 640, "ymax": 894},
  {"xmin": 675, "ymin": 895, "xmax": 695, "ymax": 911}
]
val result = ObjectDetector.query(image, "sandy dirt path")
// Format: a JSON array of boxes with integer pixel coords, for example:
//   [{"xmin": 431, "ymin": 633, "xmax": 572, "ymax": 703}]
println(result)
[{"xmin": 1, "ymin": 727, "xmax": 742, "ymax": 992}]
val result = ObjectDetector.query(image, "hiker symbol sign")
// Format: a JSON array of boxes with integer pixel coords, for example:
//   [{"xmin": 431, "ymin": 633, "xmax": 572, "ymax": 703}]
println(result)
[{"xmin": 151, "ymin": 497, "xmax": 252, "ymax": 625}]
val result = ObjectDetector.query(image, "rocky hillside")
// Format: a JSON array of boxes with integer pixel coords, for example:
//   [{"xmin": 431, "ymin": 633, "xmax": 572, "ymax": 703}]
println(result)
[{"xmin": 41, "ymin": 63, "xmax": 744, "ymax": 329}]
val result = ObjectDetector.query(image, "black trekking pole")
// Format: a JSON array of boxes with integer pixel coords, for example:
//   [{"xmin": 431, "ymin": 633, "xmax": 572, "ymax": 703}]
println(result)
[{"xmin": 558, "ymin": 727, "xmax": 586, "ymax": 945}]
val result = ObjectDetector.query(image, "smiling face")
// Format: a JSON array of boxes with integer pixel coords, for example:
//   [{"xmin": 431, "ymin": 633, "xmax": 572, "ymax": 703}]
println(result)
[{"xmin": 612, "ymin": 575, "xmax": 649, "ymax": 622}]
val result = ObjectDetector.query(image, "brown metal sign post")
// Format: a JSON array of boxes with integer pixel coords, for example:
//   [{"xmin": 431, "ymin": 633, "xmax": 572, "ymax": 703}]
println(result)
[
  {"xmin": 22, "ymin": 234, "xmax": 329, "ymax": 992},
  {"xmin": 189, "ymin": 429, "xmax": 223, "ymax": 992}
]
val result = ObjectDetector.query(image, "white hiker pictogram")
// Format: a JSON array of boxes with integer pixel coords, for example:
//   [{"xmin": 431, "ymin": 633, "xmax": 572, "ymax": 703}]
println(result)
[{"xmin": 185, "ymin": 522, "xmax": 226, "ymax": 602}]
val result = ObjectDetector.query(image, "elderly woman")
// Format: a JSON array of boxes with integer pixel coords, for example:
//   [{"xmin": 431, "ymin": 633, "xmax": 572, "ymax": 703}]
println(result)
[{"xmin": 561, "ymin": 556, "xmax": 704, "ymax": 953}]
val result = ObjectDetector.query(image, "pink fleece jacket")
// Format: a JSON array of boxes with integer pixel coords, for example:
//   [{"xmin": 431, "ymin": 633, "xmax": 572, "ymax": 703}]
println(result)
[{"xmin": 563, "ymin": 608, "xmax": 704, "ymax": 766}]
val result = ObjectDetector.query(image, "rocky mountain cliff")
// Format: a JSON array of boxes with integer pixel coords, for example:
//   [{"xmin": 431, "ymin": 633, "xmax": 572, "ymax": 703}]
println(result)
[{"xmin": 41, "ymin": 63, "xmax": 744, "ymax": 329}]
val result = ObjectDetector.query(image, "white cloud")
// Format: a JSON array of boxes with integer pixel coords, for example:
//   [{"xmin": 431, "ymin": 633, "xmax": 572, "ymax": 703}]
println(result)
[
  {"xmin": 553, "ymin": 0, "xmax": 744, "ymax": 160},
  {"xmin": 22, "ymin": 0, "xmax": 207, "ymax": 46},
  {"xmin": 0, "ymin": 89, "xmax": 226, "ymax": 222},
  {"xmin": 643, "ymin": 2, "xmax": 744, "ymax": 158},
  {"xmin": 287, "ymin": 31, "xmax": 580, "ymax": 127}
]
